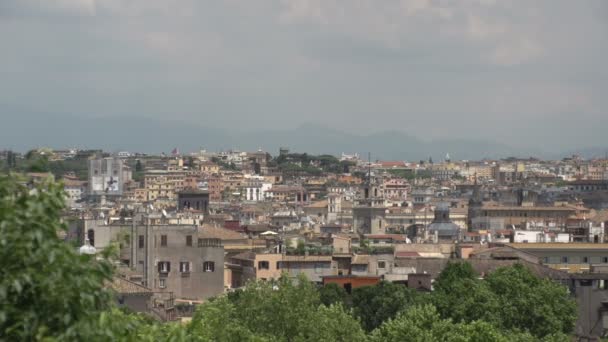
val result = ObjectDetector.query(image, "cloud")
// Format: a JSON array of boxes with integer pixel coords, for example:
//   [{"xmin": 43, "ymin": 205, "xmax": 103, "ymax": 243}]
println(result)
[
  {"xmin": 0, "ymin": 0, "xmax": 97, "ymax": 16},
  {"xmin": 0, "ymin": 0, "xmax": 606, "ymax": 151}
]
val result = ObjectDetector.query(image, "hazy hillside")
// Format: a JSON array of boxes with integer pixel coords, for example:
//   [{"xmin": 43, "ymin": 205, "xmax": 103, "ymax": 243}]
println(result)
[{"xmin": 0, "ymin": 111, "xmax": 580, "ymax": 160}]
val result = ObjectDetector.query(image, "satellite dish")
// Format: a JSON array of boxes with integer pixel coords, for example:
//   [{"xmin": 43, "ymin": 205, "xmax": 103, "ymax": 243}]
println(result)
[
  {"xmin": 99, "ymin": 212, "xmax": 105, "ymax": 219},
  {"xmin": 162, "ymin": 209, "xmax": 168, "ymax": 218},
  {"xmin": 148, "ymin": 204, "xmax": 154, "ymax": 211}
]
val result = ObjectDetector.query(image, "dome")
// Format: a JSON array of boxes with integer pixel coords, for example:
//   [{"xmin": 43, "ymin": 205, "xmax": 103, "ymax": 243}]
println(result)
[
  {"xmin": 79, "ymin": 239, "xmax": 97, "ymax": 255},
  {"xmin": 428, "ymin": 203, "xmax": 460, "ymax": 238},
  {"xmin": 427, "ymin": 222, "xmax": 460, "ymax": 237}
]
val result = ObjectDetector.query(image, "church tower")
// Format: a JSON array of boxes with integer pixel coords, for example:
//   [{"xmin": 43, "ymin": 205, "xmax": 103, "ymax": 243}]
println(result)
[{"xmin": 467, "ymin": 175, "xmax": 483, "ymax": 231}]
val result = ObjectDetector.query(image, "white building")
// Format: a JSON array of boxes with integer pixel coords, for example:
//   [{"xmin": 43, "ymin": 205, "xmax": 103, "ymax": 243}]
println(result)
[{"xmin": 513, "ymin": 230, "xmax": 570, "ymax": 243}]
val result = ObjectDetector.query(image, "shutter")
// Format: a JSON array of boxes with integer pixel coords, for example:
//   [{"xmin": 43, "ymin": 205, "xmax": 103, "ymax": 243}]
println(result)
[
  {"xmin": 167, "ymin": 262, "xmax": 171, "ymax": 272},
  {"xmin": 157, "ymin": 262, "xmax": 162, "ymax": 272}
]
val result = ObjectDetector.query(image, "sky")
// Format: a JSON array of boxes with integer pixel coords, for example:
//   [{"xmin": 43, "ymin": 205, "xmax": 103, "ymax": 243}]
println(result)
[{"xmin": 1, "ymin": 0, "xmax": 607, "ymax": 151}]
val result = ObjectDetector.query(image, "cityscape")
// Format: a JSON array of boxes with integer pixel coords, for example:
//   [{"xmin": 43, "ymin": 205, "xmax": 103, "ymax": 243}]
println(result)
[
  {"xmin": 2, "ymin": 1, "xmax": 608, "ymax": 341},
  {"xmin": 3, "ymin": 148, "xmax": 608, "ymax": 340}
]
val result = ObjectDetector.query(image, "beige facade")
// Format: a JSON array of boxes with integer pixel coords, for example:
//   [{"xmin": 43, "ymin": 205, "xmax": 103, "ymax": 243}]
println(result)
[{"xmin": 83, "ymin": 219, "xmax": 225, "ymax": 300}]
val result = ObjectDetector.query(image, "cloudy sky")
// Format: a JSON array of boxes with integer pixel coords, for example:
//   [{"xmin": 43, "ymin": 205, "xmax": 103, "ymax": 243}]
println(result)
[{"xmin": 1, "ymin": 0, "xmax": 607, "ymax": 150}]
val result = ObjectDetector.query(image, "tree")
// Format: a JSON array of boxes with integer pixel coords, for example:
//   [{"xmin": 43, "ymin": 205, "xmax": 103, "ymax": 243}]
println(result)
[
  {"xmin": 0, "ymin": 175, "xmax": 117, "ymax": 340},
  {"xmin": 352, "ymin": 281, "xmax": 426, "ymax": 331},
  {"xmin": 431, "ymin": 262, "xmax": 577, "ymax": 339},
  {"xmin": 189, "ymin": 275, "xmax": 366, "ymax": 341},
  {"xmin": 319, "ymin": 283, "xmax": 349, "ymax": 307},
  {"xmin": 135, "ymin": 159, "xmax": 143, "ymax": 172},
  {"xmin": 484, "ymin": 264, "xmax": 577, "ymax": 338},
  {"xmin": 370, "ymin": 305, "xmax": 537, "ymax": 342},
  {"xmin": 25, "ymin": 154, "xmax": 50, "ymax": 173},
  {"xmin": 432, "ymin": 261, "xmax": 477, "ymax": 292},
  {"xmin": 432, "ymin": 277, "xmax": 502, "ymax": 327}
]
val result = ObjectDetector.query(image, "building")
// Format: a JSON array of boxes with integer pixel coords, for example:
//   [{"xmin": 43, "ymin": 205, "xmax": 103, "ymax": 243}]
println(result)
[
  {"xmin": 82, "ymin": 218, "xmax": 225, "ymax": 300},
  {"xmin": 107, "ymin": 276, "xmax": 154, "ymax": 314},
  {"xmin": 177, "ymin": 189, "xmax": 210, "ymax": 213},
  {"xmin": 427, "ymin": 203, "xmax": 461, "ymax": 242},
  {"xmin": 353, "ymin": 178, "xmax": 388, "ymax": 235},
  {"xmin": 243, "ymin": 179, "xmax": 272, "ymax": 202},
  {"xmin": 144, "ymin": 170, "xmax": 187, "ymax": 201},
  {"xmin": 88, "ymin": 157, "xmax": 125, "ymax": 201},
  {"xmin": 321, "ymin": 275, "xmax": 381, "ymax": 293},
  {"xmin": 475, "ymin": 205, "xmax": 581, "ymax": 230},
  {"xmin": 63, "ymin": 178, "xmax": 87, "ymax": 208},
  {"xmin": 508, "ymin": 243, "xmax": 608, "ymax": 274},
  {"xmin": 383, "ymin": 178, "xmax": 409, "ymax": 201},
  {"xmin": 267, "ymin": 185, "xmax": 309, "ymax": 204},
  {"xmin": 327, "ymin": 193, "xmax": 342, "ymax": 223},
  {"xmin": 229, "ymin": 252, "xmax": 283, "ymax": 288},
  {"xmin": 568, "ymin": 180, "xmax": 608, "ymax": 192},
  {"xmin": 279, "ymin": 255, "xmax": 335, "ymax": 283},
  {"xmin": 207, "ymin": 175, "xmax": 224, "ymax": 202}
]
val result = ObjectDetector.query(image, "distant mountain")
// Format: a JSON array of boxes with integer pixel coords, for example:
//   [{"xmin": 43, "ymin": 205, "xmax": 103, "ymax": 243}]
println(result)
[
  {"xmin": 1, "ymin": 111, "xmax": 548, "ymax": 160},
  {"xmin": 556, "ymin": 147, "xmax": 608, "ymax": 160}
]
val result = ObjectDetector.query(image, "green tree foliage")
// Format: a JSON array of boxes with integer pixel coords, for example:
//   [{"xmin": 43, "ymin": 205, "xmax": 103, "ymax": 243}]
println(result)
[
  {"xmin": 47, "ymin": 158, "xmax": 89, "ymax": 180},
  {"xmin": 0, "ymin": 175, "xmax": 116, "ymax": 340},
  {"xmin": 319, "ymin": 283, "xmax": 349, "ymax": 307},
  {"xmin": 188, "ymin": 275, "xmax": 366, "ymax": 342},
  {"xmin": 432, "ymin": 262, "xmax": 576, "ymax": 339},
  {"xmin": 273, "ymin": 153, "xmax": 353, "ymax": 175},
  {"xmin": 24, "ymin": 152, "xmax": 50, "ymax": 173},
  {"xmin": 433, "ymin": 261, "xmax": 477, "ymax": 291},
  {"xmin": 352, "ymin": 281, "xmax": 426, "ymax": 331},
  {"xmin": 369, "ymin": 305, "xmax": 538, "ymax": 342},
  {"xmin": 484, "ymin": 264, "xmax": 576, "ymax": 338}
]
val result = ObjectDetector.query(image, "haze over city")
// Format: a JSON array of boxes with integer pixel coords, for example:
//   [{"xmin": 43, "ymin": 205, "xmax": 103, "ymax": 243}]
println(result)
[
  {"xmin": 1, "ymin": 0, "xmax": 608, "ymax": 156},
  {"xmin": 5, "ymin": 2, "xmax": 608, "ymax": 341}
]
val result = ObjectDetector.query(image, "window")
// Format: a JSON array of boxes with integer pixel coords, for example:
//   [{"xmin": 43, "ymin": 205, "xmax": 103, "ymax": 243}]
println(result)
[
  {"xmin": 138, "ymin": 235, "xmax": 144, "ymax": 248},
  {"xmin": 276, "ymin": 261, "xmax": 281, "ymax": 270},
  {"xmin": 258, "ymin": 261, "xmax": 270, "ymax": 270},
  {"xmin": 562, "ymin": 256, "xmax": 569, "ymax": 264},
  {"xmin": 158, "ymin": 261, "xmax": 171, "ymax": 273},
  {"xmin": 603, "ymin": 257, "xmax": 608, "ymax": 263},
  {"xmin": 377, "ymin": 261, "xmax": 386, "ymax": 269},
  {"xmin": 203, "ymin": 261, "xmax": 215, "ymax": 272},
  {"xmin": 186, "ymin": 235, "xmax": 192, "ymax": 247},
  {"xmin": 160, "ymin": 235, "xmax": 167, "ymax": 247},
  {"xmin": 87, "ymin": 229, "xmax": 95, "ymax": 247},
  {"xmin": 583, "ymin": 256, "xmax": 589, "ymax": 263},
  {"xmin": 198, "ymin": 238, "xmax": 203, "ymax": 247},
  {"xmin": 180, "ymin": 262, "xmax": 190, "ymax": 273},
  {"xmin": 159, "ymin": 278, "xmax": 166, "ymax": 289}
]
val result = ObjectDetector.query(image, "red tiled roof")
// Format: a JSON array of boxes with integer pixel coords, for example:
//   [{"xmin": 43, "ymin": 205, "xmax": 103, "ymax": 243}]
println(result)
[{"xmin": 378, "ymin": 161, "xmax": 407, "ymax": 168}]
